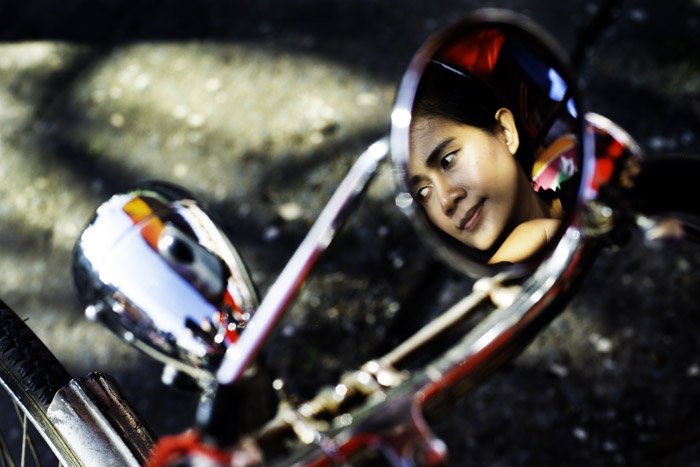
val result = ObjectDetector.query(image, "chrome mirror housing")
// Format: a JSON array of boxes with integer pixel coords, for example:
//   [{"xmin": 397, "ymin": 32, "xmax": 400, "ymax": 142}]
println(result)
[
  {"xmin": 391, "ymin": 9, "xmax": 590, "ymax": 278},
  {"xmin": 72, "ymin": 182, "xmax": 258, "ymax": 384}
]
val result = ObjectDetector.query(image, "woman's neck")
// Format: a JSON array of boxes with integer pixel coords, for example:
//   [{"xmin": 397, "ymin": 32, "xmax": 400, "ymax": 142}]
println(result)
[{"xmin": 516, "ymin": 173, "xmax": 553, "ymax": 224}]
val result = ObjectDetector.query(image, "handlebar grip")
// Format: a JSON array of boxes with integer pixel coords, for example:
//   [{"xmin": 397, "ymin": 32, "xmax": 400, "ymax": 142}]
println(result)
[{"xmin": 634, "ymin": 153, "xmax": 700, "ymax": 217}]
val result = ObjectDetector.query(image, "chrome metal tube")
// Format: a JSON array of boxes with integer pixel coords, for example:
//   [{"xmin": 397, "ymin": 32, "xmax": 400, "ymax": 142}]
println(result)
[{"xmin": 217, "ymin": 138, "xmax": 390, "ymax": 384}]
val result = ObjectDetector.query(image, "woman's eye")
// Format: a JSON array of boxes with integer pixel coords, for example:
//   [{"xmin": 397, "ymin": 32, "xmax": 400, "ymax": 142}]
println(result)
[
  {"xmin": 416, "ymin": 186, "xmax": 430, "ymax": 202},
  {"xmin": 440, "ymin": 152, "xmax": 455, "ymax": 169}
]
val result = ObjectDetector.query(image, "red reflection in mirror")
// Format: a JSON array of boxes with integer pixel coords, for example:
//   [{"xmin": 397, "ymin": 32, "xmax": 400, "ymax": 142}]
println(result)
[{"xmin": 440, "ymin": 28, "xmax": 505, "ymax": 80}]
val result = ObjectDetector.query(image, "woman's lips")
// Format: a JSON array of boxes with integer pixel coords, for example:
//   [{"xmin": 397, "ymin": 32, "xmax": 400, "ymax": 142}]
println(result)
[{"xmin": 457, "ymin": 200, "xmax": 484, "ymax": 231}]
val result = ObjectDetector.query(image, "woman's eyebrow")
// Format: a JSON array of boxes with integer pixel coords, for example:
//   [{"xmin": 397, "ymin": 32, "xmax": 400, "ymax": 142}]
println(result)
[
  {"xmin": 409, "ymin": 137, "xmax": 455, "ymax": 189},
  {"xmin": 425, "ymin": 137, "xmax": 454, "ymax": 167}
]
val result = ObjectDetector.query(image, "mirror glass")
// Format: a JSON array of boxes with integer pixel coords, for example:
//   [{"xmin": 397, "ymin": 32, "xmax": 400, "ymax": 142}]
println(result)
[{"xmin": 391, "ymin": 9, "xmax": 588, "ymax": 277}]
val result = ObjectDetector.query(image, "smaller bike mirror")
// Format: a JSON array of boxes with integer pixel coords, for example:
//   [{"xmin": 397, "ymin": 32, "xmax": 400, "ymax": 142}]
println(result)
[
  {"xmin": 72, "ymin": 182, "xmax": 258, "ymax": 385},
  {"xmin": 391, "ymin": 9, "xmax": 587, "ymax": 278}
]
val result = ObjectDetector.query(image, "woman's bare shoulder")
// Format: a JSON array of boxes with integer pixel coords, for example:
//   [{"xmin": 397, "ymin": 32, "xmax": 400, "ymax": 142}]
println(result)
[{"xmin": 488, "ymin": 218, "xmax": 561, "ymax": 264}]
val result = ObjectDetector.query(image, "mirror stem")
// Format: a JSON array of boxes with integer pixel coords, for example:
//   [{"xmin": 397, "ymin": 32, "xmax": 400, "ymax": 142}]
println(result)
[{"xmin": 216, "ymin": 137, "xmax": 390, "ymax": 384}]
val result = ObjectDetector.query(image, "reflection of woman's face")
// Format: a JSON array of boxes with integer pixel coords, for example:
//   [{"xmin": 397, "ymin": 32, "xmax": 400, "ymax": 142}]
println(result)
[{"xmin": 408, "ymin": 109, "xmax": 527, "ymax": 251}]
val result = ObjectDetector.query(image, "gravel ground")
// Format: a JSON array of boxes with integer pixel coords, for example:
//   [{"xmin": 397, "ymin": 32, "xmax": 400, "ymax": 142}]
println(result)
[{"xmin": 0, "ymin": 0, "xmax": 698, "ymax": 465}]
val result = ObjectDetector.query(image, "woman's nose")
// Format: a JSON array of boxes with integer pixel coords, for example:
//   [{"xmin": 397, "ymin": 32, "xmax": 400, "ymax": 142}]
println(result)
[{"xmin": 438, "ymin": 185, "xmax": 464, "ymax": 216}]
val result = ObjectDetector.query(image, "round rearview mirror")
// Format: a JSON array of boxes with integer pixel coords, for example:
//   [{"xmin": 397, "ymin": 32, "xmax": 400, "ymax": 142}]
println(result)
[{"xmin": 391, "ymin": 9, "xmax": 589, "ymax": 278}]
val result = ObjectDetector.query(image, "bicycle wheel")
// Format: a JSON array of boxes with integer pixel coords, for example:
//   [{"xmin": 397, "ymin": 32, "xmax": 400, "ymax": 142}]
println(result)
[{"xmin": 0, "ymin": 299, "xmax": 80, "ymax": 466}]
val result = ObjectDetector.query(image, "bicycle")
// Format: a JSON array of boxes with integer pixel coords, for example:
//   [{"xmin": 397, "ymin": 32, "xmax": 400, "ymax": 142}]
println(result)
[{"xmin": 2, "ymin": 3, "xmax": 696, "ymax": 467}]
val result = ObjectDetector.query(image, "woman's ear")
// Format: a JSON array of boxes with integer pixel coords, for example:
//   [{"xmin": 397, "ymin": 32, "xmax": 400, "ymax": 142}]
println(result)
[{"xmin": 495, "ymin": 108, "xmax": 520, "ymax": 155}]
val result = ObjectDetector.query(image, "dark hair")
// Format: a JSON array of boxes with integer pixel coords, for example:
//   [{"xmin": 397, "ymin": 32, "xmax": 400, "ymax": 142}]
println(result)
[
  {"xmin": 411, "ymin": 60, "xmax": 534, "ymax": 172},
  {"xmin": 412, "ymin": 61, "xmax": 506, "ymax": 133}
]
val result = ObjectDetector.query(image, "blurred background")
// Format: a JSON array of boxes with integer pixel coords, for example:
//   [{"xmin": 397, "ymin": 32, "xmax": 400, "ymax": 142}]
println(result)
[{"xmin": 0, "ymin": 0, "xmax": 698, "ymax": 465}]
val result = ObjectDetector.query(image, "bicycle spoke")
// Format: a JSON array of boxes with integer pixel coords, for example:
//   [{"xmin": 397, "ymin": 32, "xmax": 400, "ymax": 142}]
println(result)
[
  {"xmin": 0, "ymin": 428, "xmax": 15, "ymax": 467},
  {"xmin": 20, "ymin": 409, "xmax": 26, "ymax": 467},
  {"xmin": 12, "ymin": 402, "xmax": 42, "ymax": 467},
  {"xmin": 0, "ymin": 304, "xmax": 74, "ymax": 467},
  {"xmin": 26, "ymin": 434, "xmax": 40, "ymax": 467}
]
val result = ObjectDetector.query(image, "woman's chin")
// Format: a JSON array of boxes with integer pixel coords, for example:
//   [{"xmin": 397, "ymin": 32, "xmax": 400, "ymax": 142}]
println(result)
[{"xmin": 459, "ymin": 229, "xmax": 499, "ymax": 251}]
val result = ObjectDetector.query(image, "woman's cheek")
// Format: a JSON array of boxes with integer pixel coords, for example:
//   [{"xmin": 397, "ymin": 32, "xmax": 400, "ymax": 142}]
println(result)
[
  {"xmin": 426, "ymin": 202, "xmax": 449, "ymax": 234},
  {"xmin": 480, "ymin": 204, "xmax": 507, "ymax": 250}
]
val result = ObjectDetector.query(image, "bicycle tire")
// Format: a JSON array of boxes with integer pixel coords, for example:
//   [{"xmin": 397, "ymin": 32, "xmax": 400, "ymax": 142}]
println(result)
[{"xmin": 0, "ymin": 299, "xmax": 80, "ymax": 466}]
